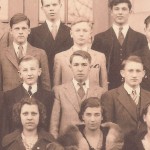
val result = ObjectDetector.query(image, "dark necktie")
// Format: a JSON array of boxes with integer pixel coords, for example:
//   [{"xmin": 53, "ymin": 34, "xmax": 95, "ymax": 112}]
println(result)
[
  {"xmin": 78, "ymin": 83, "xmax": 85, "ymax": 99},
  {"xmin": 51, "ymin": 23, "xmax": 57, "ymax": 39},
  {"xmin": 118, "ymin": 27, "xmax": 124, "ymax": 45},
  {"xmin": 18, "ymin": 45, "xmax": 24, "ymax": 59},
  {"xmin": 28, "ymin": 86, "xmax": 32, "ymax": 96}
]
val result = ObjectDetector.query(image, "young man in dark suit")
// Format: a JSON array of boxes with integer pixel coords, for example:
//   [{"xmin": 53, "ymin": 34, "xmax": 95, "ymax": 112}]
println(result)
[
  {"xmin": 2, "ymin": 55, "xmax": 54, "ymax": 137},
  {"xmin": 0, "ymin": 13, "xmax": 51, "ymax": 92},
  {"xmin": 101, "ymin": 56, "xmax": 150, "ymax": 150},
  {"xmin": 92, "ymin": 0, "xmax": 147, "ymax": 90},
  {"xmin": 28, "ymin": 0, "xmax": 73, "ymax": 87}
]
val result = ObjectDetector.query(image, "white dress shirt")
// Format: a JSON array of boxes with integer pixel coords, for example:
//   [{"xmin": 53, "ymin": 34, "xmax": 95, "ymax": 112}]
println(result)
[
  {"xmin": 46, "ymin": 19, "xmax": 60, "ymax": 33},
  {"xmin": 23, "ymin": 82, "xmax": 37, "ymax": 94}
]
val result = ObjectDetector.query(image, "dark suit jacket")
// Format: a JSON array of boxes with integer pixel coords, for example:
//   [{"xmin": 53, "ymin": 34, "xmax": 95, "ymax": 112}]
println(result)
[
  {"xmin": 101, "ymin": 85, "xmax": 150, "ymax": 150},
  {"xmin": 0, "ymin": 43, "xmax": 51, "ymax": 92},
  {"xmin": 2, "ymin": 84, "xmax": 54, "ymax": 137},
  {"xmin": 92, "ymin": 27, "xmax": 148, "ymax": 89},
  {"xmin": 28, "ymin": 22, "xmax": 73, "ymax": 86}
]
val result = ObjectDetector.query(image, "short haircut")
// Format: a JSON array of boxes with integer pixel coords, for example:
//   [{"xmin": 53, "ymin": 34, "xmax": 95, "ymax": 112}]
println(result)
[
  {"xmin": 71, "ymin": 17, "xmax": 93, "ymax": 29},
  {"xmin": 141, "ymin": 103, "xmax": 150, "ymax": 123},
  {"xmin": 12, "ymin": 97, "xmax": 46, "ymax": 129},
  {"xmin": 10, "ymin": 13, "xmax": 30, "ymax": 28},
  {"xmin": 70, "ymin": 50, "xmax": 92, "ymax": 64},
  {"xmin": 109, "ymin": 0, "xmax": 132, "ymax": 10},
  {"xmin": 19, "ymin": 55, "xmax": 40, "ymax": 68},
  {"xmin": 78, "ymin": 97, "xmax": 103, "ymax": 121},
  {"xmin": 121, "ymin": 55, "xmax": 144, "ymax": 70},
  {"xmin": 144, "ymin": 15, "xmax": 150, "ymax": 28},
  {"xmin": 41, "ymin": 0, "xmax": 61, "ymax": 6}
]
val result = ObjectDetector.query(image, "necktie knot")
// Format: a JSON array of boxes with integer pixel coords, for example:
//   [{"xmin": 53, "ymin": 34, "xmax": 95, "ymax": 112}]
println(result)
[
  {"xmin": 18, "ymin": 45, "xmax": 24, "ymax": 59},
  {"xmin": 119, "ymin": 27, "xmax": 123, "ymax": 31},
  {"xmin": 28, "ymin": 86, "xmax": 32, "ymax": 96}
]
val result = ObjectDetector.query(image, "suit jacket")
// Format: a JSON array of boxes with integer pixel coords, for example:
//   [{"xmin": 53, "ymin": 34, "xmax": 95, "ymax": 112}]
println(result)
[
  {"xmin": 92, "ymin": 27, "xmax": 148, "ymax": 89},
  {"xmin": 101, "ymin": 85, "xmax": 150, "ymax": 150},
  {"xmin": 28, "ymin": 22, "xmax": 73, "ymax": 86},
  {"xmin": 2, "ymin": 84, "xmax": 54, "ymax": 137},
  {"xmin": 53, "ymin": 48, "xmax": 108, "ymax": 91},
  {"xmin": 50, "ymin": 81, "xmax": 104, "ymax": 138},
  {"xmin": 0, "ymin": 43, "xmax": 51, "ymax": 92}
]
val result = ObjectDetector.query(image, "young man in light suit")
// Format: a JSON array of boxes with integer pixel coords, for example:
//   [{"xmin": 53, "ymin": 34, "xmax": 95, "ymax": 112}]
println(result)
[
  {"xmin": 92, "ymin": 0, "xmax": 147, "ymax": 90},
  {"xmin": 0, "ymin": 13, "xmax": 51, "ymax": 92},
  {"xmin": 101, "ymin": 56, "xmax": 150, "ymax": 150},
  {"xmin": 28, "ymin": 0, "xmax": 73, "ymax": 87},
  {"xmin": 50, "ymin": 50, "xmax": 104, "ymax": 138},
  {"xmin": 53, "ymin": 18, "xmax": 108, "ymax": 91}
]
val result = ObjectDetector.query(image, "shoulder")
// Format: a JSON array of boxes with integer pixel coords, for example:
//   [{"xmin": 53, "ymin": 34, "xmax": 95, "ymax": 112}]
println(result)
[
  {"xmin": 90, "ymin": 49, "xmax": 105, "ymax": 57},
  {"xmin": 94, "ymin": 28, "xmax": 112, "ymax": 38},
  {"xmin": 60, "ymin": 22, "xmax": 71, "ymax": 31},
  {"xmin": 129, "ymin": 28, "xmax": 146, "ymax": 38},
  {"xmin": 55, "ymin": 49, "xmax": 69, "ymax": 59}
]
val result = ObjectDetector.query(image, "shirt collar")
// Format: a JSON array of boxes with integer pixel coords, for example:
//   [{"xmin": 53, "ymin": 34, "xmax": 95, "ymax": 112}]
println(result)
[
  {"xmin": 13, "ymin": 42, "xmax": 27, "ymax": 56},
  {"xmin": 46, "ymin": 19, "xmax": 60, "ymax": 32},
  {"xmin": 23, "ymin": 82, "xmax": 37, "ymax": 94},
  {"xmin": 124, "ymin": 83, "xmax": 140, "ymax": 96},
  {"xmin": 72, "ymin": 78, "xmax": 89, "ymax": 93},
  {"xmin": 72, "ymin": 45, "xmax": 90, "ymax": 52},
  {"xmin": 112, "ymin": 24, "xmax": 129, "ymax": 38}
]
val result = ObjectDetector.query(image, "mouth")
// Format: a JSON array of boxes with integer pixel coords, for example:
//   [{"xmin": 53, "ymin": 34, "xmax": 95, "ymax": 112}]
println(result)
[{"xmin": 49, "ymin": 13, "xmax": 55, "ymax": 16}]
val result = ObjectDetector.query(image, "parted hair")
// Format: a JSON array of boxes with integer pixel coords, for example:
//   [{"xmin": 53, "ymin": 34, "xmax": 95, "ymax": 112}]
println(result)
[
  {"xmin": 70, "ymin": 50, "xmax": 92, "ymax": 64},
  {"xmin": 12, "ymin": 97, "xmax": 46, "ymax": 128},
  {"xmin": 79, "ymin": 97, "xmax": 103, "ymax": 121},
  {"xmin": 10, "ymin": 13, "xmax": 30, "ymax": 28},
  {"xmin": 109, "ymin": 0, "xmax": 132, "ymax": 10}
]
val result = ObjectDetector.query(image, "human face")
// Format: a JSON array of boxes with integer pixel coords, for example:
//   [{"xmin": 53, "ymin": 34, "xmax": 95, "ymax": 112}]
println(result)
[
  {"xmin": 20, "ymin": 104, "xmax": 39, "ymax": 132},
  {"xmin": 143, "ymin": 105, "xmax": 150, "ymax": 129},
  {"xmin": 144, "ymin": 24, "xmax": 150, "ymax": 42},
  {"xmin": 42, "ymin": 0, "xmax": 61, "ymax": 22},
  {"xmin": 71, "ymin": 22, "xmax": 92, "ymax": 46},
  {"xmin": 82, "ymin": 107, "xmax": 103, "ymax": 131},
  {"xmin": 10, "ymin": 21, "xmax": 30, "ymax": 45},
  {"xmin": 111, "ymin": 3, "xmax": 131, "ymax": 26},
  {"xmin": 19, "ymin": 60, "xmax": 41, "ymax": 85},
  {"xmin": 70, "ymin": 56, "xmax": 90, "ymax": 83},
  {"xmin": 120, "ymin": 61, "xmax": 145, "ymax": 88}
]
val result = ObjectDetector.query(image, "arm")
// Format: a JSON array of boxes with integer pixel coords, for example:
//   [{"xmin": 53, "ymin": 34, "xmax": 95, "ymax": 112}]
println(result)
[
  {"xmin": 39, "ymin": 50, "xmax": 51, "ymax": 91},
  {"xmin": 50, "ymin": 87, "xmax": 61, "ymax": 139},
  {"xmin": 53, "ymin": 54, "xmax": 62, "ymax": 86}
]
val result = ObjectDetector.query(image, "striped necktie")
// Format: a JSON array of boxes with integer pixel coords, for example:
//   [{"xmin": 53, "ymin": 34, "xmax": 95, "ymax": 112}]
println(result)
[{"xmin": 118, "ymin": 27, "xmax": 124, "ymax": 45}]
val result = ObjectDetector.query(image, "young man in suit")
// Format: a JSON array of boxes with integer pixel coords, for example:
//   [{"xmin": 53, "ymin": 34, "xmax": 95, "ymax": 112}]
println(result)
[
  {"xmin": 50, "ymin": 50, "xmax": 104, "ymax": 139},
  {"xmin": 2, "ymin": 55, "xmax": 54, "ymax": 137},
  {"xmin": 101, "ymin": 56, "xmax": 150, "ymax": 150},
  {"xmin": 92, "ymin": 0, "xmax": 147, "ymax": 90},
  {"xmin": 28, "ymin": 0, "xmax": 73, "ymax": 87},
  {"xmin": 0, "ymin": 13, "xmax": 51, "ymax": 92},
  {"xmin": 53, "ymin": 19, "xmax": 108, "ymax": 91}
]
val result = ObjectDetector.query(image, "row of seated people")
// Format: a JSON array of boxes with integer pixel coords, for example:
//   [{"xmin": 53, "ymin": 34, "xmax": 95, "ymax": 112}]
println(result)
[
  {"xmin": 1, "ymin": 51, "xmax": 150, "ymax": 150},
  {"xmin": 0, "ymin": 0, "xmax": 150, "ymax": 93}
]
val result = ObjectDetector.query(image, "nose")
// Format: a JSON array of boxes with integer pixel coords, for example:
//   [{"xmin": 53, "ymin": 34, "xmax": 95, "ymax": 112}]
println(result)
[
  {"xmin": 90, "ymin": 115, "xmax": 96, "ymax": 122},
  {"xmin": 132, "ymin": 71, "xmax": 138, "ymax": 78},
  {"xmin": 78, "ymin": 65, "xmax": 83, "ymax": 71},
  {"xmin": 27, "ymin": 114, "xmax": 33, "ymax": 120},
  {"xmin": 27, "ymin": 70, "xmax": 33, "ymax": 76},
  {"xmin": 19, "ymin": 28, "xmax": 23, "ymax": 34}
]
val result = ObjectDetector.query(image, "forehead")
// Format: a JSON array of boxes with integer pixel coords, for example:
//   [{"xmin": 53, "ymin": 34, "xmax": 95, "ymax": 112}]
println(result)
[
  {"xmin": 112, "ymin": 2, "xmax": 129, "ymax": 9},
  {"xmin": 84, "ymin": 107, "xmax": 101, "ymax": 113},
  {"xmin": 43, "ymin": 0, "xmax": 60, "ymax": 5},
  {"xmin": 21, "ymin": 104, "xmax": 39, "ymax": 112},
  {"xmin": 20, "ymin": 60, "xmax": 39, "ymax": 68},
  {"xmin": 72, "ymin": 55, "xmax": 89, "ymax": 64},
  {"xmin": 124, "ymin": 61, "xmax": 143, "ymax": 70},
  {"xmin": 12, "ymin": 21, "xmax": 28, "ymax": 28},
  {"xmin": 72, "ymin": 22, "xmax": 91, "ymax": 30}
]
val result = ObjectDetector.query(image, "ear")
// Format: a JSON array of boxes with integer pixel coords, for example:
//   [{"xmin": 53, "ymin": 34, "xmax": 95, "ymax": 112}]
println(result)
[
  {"xmin": 28, "ymin": 28, "xmax": 31, "ymax": 34},
  {"xmin": 120, "ymin": 70, "xmax": 125, "ymax": 78},
  {"xmin": 38, "ymin": 68, "xmax": 42, "ymax": 76},
  {"xmin": 18, "ymin": 70, "xmax": 22, "ymax": 79},
  {"xmin": 9, "ymin": 28, "xmax": 13, "ymax": 35},
  {"xmin": 142, "ymin": 70, "xmax": 146, "ymax": 78},
  {"xmin": 143, "ymin": 115, "xmax": 146, "ymax": 122},
  {"xmin": 70, "ymin": 30, "xmax": 73, "ymax": 38}
]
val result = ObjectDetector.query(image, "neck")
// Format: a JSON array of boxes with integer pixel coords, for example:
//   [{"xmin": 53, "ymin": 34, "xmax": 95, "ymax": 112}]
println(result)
[
  {"xmin": 84, "ymin": 127, "xmax": 101, "ymax": 137},
  {"xmin": 74, "ymin": 44, "xmax": 89, "ymax": 51},
  {"xmin": 22, "ymin": 129, "xmax": 38, "ymax": 138}
]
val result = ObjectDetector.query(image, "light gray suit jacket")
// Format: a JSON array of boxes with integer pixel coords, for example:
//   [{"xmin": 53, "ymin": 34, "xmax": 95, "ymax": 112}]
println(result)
[
  {"xmin": 50, "ymin": 81, "xmax": 104, "ymax": 138},
  {"xmin": 0, "ymin": 43, "xmax": 51, "ymax": 92}
]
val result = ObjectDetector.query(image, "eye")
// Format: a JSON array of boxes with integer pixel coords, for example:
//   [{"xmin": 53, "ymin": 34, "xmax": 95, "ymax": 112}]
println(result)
[
  {"xmin": 31, "ymin": 112, "xmax": 38, "ymax": 116},
  {"xmin": 22, "ymin": 112, "xmax": 28, "ymax": 116}
]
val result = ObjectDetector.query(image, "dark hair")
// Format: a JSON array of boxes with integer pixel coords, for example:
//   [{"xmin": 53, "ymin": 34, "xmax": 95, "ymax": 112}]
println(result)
[
  {"xmin": 10, "ymin": 13, "xmax": 30, "ymax": 28},
  {"xmin": 19, "ymin": 55, "xmax": 40, "ymax": 68},
  {"xmin": 79, "ymin": 97, "xmax": 103, "ymax": 121},
  {"xmin": 109, "ymin": 0, "xmax": 132, "ymax": 10},
  {"xmin": 12, "ymin": 97, "xmax": 46, "ymax": 129},
  {"xmin": 141, "ymin": 103, "xmax": 150, "ymax": 123},
  {"xmin": 121, "ymin": 55, "xmax": 144, "ymax": 70},
  {"xmin": 41, "ymin": 0, "xmax": 61, "ymax": 6},
  {"xmin": 70, "ymin": 50, "xmax": 92, "ymax": 64},
  {"xmin": 144, "ymin": 15, "xmax": 150, "ymax": 28}
]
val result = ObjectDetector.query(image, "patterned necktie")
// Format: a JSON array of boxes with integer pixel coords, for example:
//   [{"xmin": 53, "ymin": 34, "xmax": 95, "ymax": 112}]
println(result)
[
  {"xmin": 18, "ymin": 45, "xmax": 24, "ymax": 59},
  {"xmin": 78, "ymin": 83, "xmax": 85, "ymax": 99},
  {"xmin": 28, "ymin": 86, "xmax": 32, "ymax": 96},
  {"xmin": 131, "ymin": 90, "xmax": 138, "ymax": 105},
  {"xmin": 51, "ymin": 23, "xmax": 57, "ymax": 39},
  {"xmin": 118, "ymin": 27, "xmax": 124, "ymax": 45}
]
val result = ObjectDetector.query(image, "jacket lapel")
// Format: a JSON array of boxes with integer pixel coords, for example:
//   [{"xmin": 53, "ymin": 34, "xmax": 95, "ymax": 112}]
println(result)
[
  {"xmin": 5, "ymin": 45, "xmax": 19, "ymax": 69},
  {"xmin": 64, "ymin": 82, "xmax": 80, "ymax": 113},
  {"xmin": 117, "ymin": 85, "xmax": 137, "ymax": 121}
]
